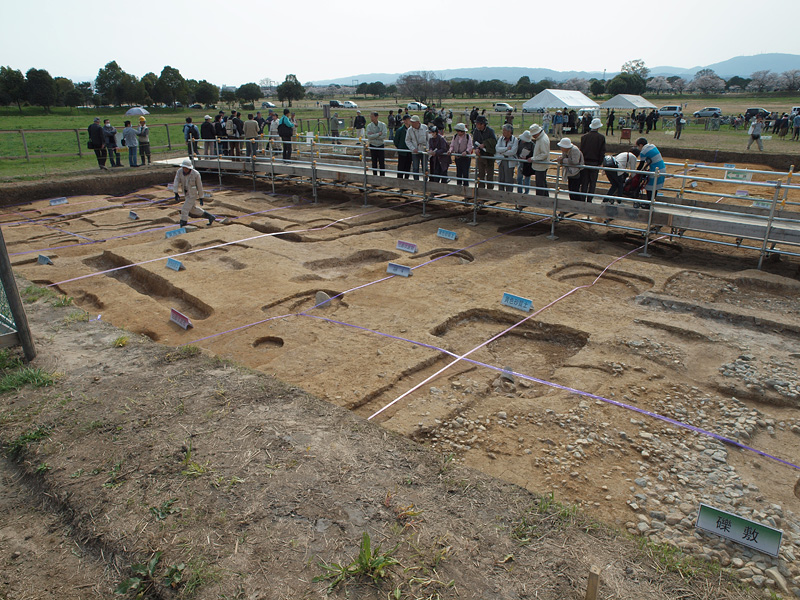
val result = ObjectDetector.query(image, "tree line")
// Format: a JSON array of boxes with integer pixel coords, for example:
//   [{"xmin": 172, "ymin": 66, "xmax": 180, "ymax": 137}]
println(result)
[{"xmin": 0, "ymin": 62, "xmax": 308, "ymax": 113}]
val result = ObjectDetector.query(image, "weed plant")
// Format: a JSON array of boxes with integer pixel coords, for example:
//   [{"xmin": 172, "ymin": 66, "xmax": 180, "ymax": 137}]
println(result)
[{"xmin": 314, "ymin": 532, "xmax": 399, "ymax": 591}]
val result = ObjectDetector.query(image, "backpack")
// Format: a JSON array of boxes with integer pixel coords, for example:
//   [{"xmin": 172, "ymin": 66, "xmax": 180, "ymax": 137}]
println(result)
[
  {"xmin": 225, "ymin": 119, "xmax": 237, "ymax": 138},
  {"xmin": 277, "ymin": 121, "xmax": 292, "ymax": 138},
  {"xmin": 602, "ymin": 155, "xmax": 618, "ymax": 169}
]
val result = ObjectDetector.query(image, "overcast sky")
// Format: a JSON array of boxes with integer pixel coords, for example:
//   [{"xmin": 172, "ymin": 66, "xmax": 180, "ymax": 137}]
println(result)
[{"xmin": 3, "ymin": 0, "xmax": 795, "ymax": 86}]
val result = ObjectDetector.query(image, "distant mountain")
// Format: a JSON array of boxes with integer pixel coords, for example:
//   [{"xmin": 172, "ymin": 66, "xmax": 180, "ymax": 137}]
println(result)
[{"xmin": 312, "ymin": 53, "xmax": 800, "ymax": 85}]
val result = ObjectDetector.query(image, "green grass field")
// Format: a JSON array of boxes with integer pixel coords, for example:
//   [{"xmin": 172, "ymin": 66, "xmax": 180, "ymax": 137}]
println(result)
[{"xmin": 1, "ymin": 92, "xmax": 799, "ymax": 181}]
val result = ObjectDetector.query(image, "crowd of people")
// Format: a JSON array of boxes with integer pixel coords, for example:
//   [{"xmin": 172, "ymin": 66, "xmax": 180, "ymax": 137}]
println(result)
[{"xmin": 87, "ymin": 116, "xmax": 151, "ymax": 170}]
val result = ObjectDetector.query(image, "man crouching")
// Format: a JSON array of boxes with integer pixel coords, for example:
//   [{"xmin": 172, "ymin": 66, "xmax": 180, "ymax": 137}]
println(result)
[{"xmin": 173, "ymin": 158, "xmax": 217, "ymax": 227}]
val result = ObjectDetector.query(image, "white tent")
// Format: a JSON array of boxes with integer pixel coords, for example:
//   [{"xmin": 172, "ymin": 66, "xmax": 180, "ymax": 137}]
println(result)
[
  {"xmin": 522, "ymin": 89, "xmax": 599, "ymax": 112},
  {"xmin": 599, "ymin": 94, "xmax": 657, "ymax": 110}
]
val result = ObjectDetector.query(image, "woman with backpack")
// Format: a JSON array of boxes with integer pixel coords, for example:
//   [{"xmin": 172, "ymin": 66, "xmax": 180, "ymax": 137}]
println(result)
[{"xmin": 277, "ymin": 108, "xmax": 296, "ymax": 161}]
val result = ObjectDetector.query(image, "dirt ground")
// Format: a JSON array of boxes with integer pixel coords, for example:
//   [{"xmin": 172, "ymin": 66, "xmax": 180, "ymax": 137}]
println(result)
[{"xmin": 0, "ymin": 160, "xmax": 798, "ymax": 599}]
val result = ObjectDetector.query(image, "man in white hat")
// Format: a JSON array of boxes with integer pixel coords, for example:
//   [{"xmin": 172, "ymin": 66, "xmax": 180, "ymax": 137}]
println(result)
[
  {"xmin": 556, "ymin": 138, "xmax": 584, "ymax": 201},
  {"xmin": 353, "ymin": 110, "xmax": 366, "ymax": 138},
  {"xmin": 530, "ymin": 123, "xmax": 550, "ymax": 197},
  {"xmin": 579, "ymin": 117, "xmax": 606, "ymax": 202},
  {"xmin": 404, "ymin": 115, "xmax": 428, "ymax": 180},
  {"xmin": 172, "ymin": 158, "xmax": 218, "ymax": 227}
]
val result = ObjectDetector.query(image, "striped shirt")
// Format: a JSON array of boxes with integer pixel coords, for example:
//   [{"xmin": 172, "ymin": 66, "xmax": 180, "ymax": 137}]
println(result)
[{"xmin": 639, "ymin": 144, "xmax": 665, "ymax": 192}]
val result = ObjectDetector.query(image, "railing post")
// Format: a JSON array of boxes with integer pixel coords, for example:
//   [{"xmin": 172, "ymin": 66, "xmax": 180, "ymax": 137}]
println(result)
[
  {"xmin": 311, "ymin": 139, "xmax": 318, "ymax": 205},
  {"xmin": 422, "ymin": 151, "xmax": 429, "ymax": 217},
  {"xmin": 678, "ymin": 160, "xmax": 688, "ymax": 201},
  {"xmin": 250, "ymin": 139, "xmax": 256, "ymax": 191},
  {"xmin": 75, "ymin": 129, "xmax": 82, "ymax": 157},
  {"xmin": 268, "ymin": 139, "xmax": 276, "ymax": 194},
  {"xmin": 0, "ymin": 227, "xmax": 35, "ymax": 361},
  {"xmin": 781, "ymin": 165, "xmax": 794, "ymax": 209},
  {"xmin": 216, "ymin": 137, "xmax": 223, "ymax": 187},
  {"xmin": 165, "ymin": 123, "xmax": 172, "ymax": 150},
  {"xmin": 548, "ymin": 163, "xmax": 561, "ymax": 240},
  {"xmin": 641, "ymin": 169, "xmax": 659, "ymax": 258},
  {"xmin": 362, "ymin": 142, "xmax": 369, "ymax": 207},
  {"xmin": 757, "ymin": 182, "xmax": 782, "ymax": 270},
  {"xmin": 19, "ymin": 129, "xmax": 29, "ymax": 161}
]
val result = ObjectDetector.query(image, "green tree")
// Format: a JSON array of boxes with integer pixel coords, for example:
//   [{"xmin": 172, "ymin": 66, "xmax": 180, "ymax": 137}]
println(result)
[
  {"xmin": 236, "ymin": 82, "xmax": 262, "ymax": 104},
  {"xmin": 153, "ymin": 66, "xmax": 186, "ymax": 107},
  {"xmin": 195, "ymin": 80, "xmax": 220, "ymax": 106},
  {"xmin": 621, "ymin": 59, "xmax": 649, "ymax": 79},
  {"xmin": 356, "ymin": 82, "xmax": 369, "ymax": 97},
  {"xmin": 366, "ymin": 81, "xmax": 386, "ymax": 97},
  {"xmin": 0, "ymin": 66, "xmax": 27, "ymax": 112},
  {"xmin": 276, "ymin": 74, "xmax": 305, "ymax": 107},
  {"xmin": 606, "ymin": 72, "xmax": 646, "ymax": 95},
  {"xmin": 589, "ymin": 79, "xmax": 605, "ymax": 97},
  {"xmin": 95, "ymin": 61, "xmax": 125, "ymax": 105},
  {"xmin": 141, "ymin": 72, "xmax": 158, "ymax": 100},
  {"xmin": 220, "ymin": 89, "xmax": 237, "ymax": 108},
  {"xmin": 54, "ymin": 77, "xmax": 74, "ymax": 105},
  {"xmin": 726, "ymin": 75, "xmax": 750, "ymax": 91},
  {"xmin": 514, "ymin": 76, "xmax": 532, "ymax": 97},
  {"xmin": 26, "ymin": 68, "xmax": 56, "ymax": 112},
  {"xmin": 75, "ymin": 81, "xmax": 94, "ymax": 105},
  {"xmin": 63, "ymin": 88, "xmax": 84, "ymax": 108}
]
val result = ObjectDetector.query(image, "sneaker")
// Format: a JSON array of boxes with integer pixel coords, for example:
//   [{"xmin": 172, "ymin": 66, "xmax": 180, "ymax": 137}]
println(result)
[{"xmin": 100, "ymin": 166, "xmax": 108, "ymax": 171}]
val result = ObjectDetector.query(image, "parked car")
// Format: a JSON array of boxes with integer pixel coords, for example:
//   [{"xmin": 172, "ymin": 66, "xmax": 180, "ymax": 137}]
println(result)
[
  {"xmin": 494, "ymin": 102, "xmax": 514, "ymax": 112},
  {"xmin": 657, "ymin": 105, "xmax": 682, "ymax": 117},
  {"xmin": 522, "ymin": 106, "xmax": 544, "ymax": 113},
  {"xmin": 261, "ymin": 101, "xmax": 276, "ymax": 108},
  {"xmin": 407, "ymin": 101, "xmax": 427, "ymax": 110},
  {"xmin": 329, "ymin": 100, "xmax": 342, "ymax": 108},
  {"xmin": 693, "ymin": 107, "xmax": 722, "ymax": 118},
  {"xmin": 744, "ymin": 107, "xmax": 770, "ymax": 121},
  {"xmin": 342, "ymin": 101, "xmax": 358, "ymax": 108}
]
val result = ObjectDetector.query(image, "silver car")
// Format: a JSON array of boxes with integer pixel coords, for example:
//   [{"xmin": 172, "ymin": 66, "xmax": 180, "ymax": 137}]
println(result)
[{"xmin": 693, "ymin": 107, "xmax": 722, "ymax": 118}]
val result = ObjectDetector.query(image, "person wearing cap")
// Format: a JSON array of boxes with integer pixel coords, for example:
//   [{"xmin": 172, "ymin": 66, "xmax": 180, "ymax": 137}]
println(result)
[
  {"xmin": 353, "ymin": 110, "xmax": 366, "ymax": 139},
  {"xmin": 243, "ymin": 113, "xmax": 260, "ymax": 157},
  {"xmin": 405, "ymin": 115, "xmax": 428, "ymax": 181},
  {"xmin": 635, "ymin": 137, "xmax": 665, "ymax": 196},
  {"xmin": 604, "ymin": 146, "xmax": 640, "ymax": 201},
  {"xmin": 579, "ymin": 118, "xmax": 606, "ymax": 202},
  {"xmin": 553, "ymin": 110, "xmax": 564, "ymax": 139},
  {"xmin": 495, "ymin": 124, "xmax": 518, "ymax": 192},
  {"xmin": 103, "ymin": 118, "xmax": 122, "ymax": 167},
  {"xmin": 530, "ymin": 123, "xmax": 551, "ymax": 197},
  {"xmin": 136, "ymin": 117, "xmax": 151, "ymax": 165},
  {"xmin": 121, "ymin": 120, "xmax": 139, "ymax": 167},
  {"xmin": 394, "ymin": 114, "xmax": 412, "ymax": 179},
  {"xmin": 542, "ymin": 111, "xmax": 552, "ymax": 134},
  {"xmin": 387, "ymin": 110, "xmax": 397, "ymax": 139},
  {"xmin": 88, "ymin": 117, "xmax": 108, "ymax": 170},
  {"xmin": 449, "ymin": 123, "xmax": 473, "ymax": 187},
  {"xmin": 172, "ymin": 158, "xmax": 218, "ymax": 227},
  {"xmin": 366, "ymin": 111, "xmax": 388, "ymax": 176},
  {"xmin": 556, "ymin": 138, "xmax": 584, "ymax": 201},
  {"xmin": 472, "ymin": 115, "xmax": 497, "ymax": 189},
  {"xmin": 201, "ymin": 115, "xmax": 216, "ymax": 157},
  {"xmin": 427, "ymin": 126, "xmax": 450, "ymax": 183},
  {"xmin": 329, "ymin": 112, "xmax": 341, "ymax": 144}
]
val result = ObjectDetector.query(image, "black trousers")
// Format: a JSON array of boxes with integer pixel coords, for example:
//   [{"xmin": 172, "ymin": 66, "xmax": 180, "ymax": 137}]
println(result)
[
  {"xmin": 534, "ymin": 169, "xmax": 549, "ymax": 196},
  {"xmin": 567, "ymin": 176, "xmax": 581, "ymax": 201},
  {"xmin": 605, "ymin": 171, "xmax": 626, "ymax": 200},
  {"xmin": 397, "ymin": 152, "xmax": 411, "ymax": 179},
  {"xmin": 580, "ymin": 167, "xmax": 599, "ymax": 200},
  {"xmin": 454, "ymin": 156, "xmax": 471, "ymax": 185},
  {"xmin": 281, "ymin": 135, "xmax": 292, "ymax": 160},
  {"xmin": 370, "ymin": 145, "xmax": 385, "ymax": 176},
  {"xmin": 93, "ymin": 146, "xmax": 107, "ymax": 167}
]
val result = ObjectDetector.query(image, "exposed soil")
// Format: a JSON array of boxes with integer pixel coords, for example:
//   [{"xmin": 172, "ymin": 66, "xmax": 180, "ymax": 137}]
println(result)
[{"xmin": 1, "ymin": 163, "xmax": 798, "ymax": 599}]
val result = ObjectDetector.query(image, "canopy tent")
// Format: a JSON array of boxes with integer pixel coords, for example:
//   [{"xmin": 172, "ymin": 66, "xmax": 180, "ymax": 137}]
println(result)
[
  {"xmin": 599, "ymin": 94, "xmax": 657, "ymax": 110},
  {"xmin": 522, "ymin": 89, "xmax": 599, "ymax": 111}
]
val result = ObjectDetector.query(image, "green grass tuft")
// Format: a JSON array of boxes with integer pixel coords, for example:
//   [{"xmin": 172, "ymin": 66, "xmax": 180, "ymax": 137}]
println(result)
[
  {"xmin": 314, "ymin": 532, "xmax": 399, "ymax": 591},
  {"xmin": 0, "ymin": 366, "xmax": 54, "ymax": 393},
  {"xmin": 21, "ymin": 285, "xmax": 58, "ymax": 303},
  {"xmin": 5, "ymin": 425, "xmax": 51, "ymax": 460}
]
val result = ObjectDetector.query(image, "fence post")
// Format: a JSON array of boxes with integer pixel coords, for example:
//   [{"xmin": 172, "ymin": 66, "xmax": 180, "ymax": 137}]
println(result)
[
  {"xmin": 422, "ymin": 151, "xmax": 429, "ymax": 217},
  {"xmin": 311, "ymin": 139, "xmax": 318, "ymax": 205},
  {"xmin": 19, "ymin": 129, "xmax": 29, "ymax": 161},
  {"xmin": 0, "ymin": 227, "xmax": 36, "ymax": 362},
  {"xmin": 362, "ymin": 143, "xmax": 369, "ymax": 207},
  {"xmin": 165, "ymin": 124, "xmax": 172, "ymax": 150},
  {"xmin": 781, "ymin": 165, "xmax": 794, "ymax": 208},
  {"xmin": 548, "ymin": 164, "xmax": 561, "ymax": 240},
  {"xmin": 757, "ymin": 182, "xmax": 782, "ymax": 270},
  {"xmin": 641, "ymin": 169, "xmax": 660, "ymax": 258},
  {"xmin": 74, "ymin": 129, "xmax": 83, "ymax": 157}
]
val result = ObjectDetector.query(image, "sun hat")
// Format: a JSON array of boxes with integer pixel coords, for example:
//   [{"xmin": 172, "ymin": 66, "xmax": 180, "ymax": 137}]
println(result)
[
  {"xmin": 204, "ymin": 115, "xmax": 212, "ymax": 120},
  {"xmin": 181, "ymin": 158, "xmax": 193, "ymax": 168},
  {"xmin": 519, "ymin": 130, "xmax": 532, "ymax": 142},
  {"xmin": 454, "ymin": 122, "xmax": 467, "ymax": 132},
  {"xmin": 357, "ymin": 110, "xmax": 362, "ymax": 114},
  {"xmin": 590, "ymin": 118, "xmax": 602, "ymax": 130},
  {"xmin": 476, "ymin": 115, "xmax": 487, "ymax": 124},
  {"xmin": 556, "ymin": 110, "xmax": 562, "ymax": 113},
  {"xmin": 529, "ymin": 123, "xmax": 543, "ymax": 135},
  {"xmin": 557, "ymin": 138, "xmax": 573, "ymax": 149},
  {"xmin": 93, "ymin": 117, "xmax": 100, "ymax": 122},
  {"xmin": 410, "ymin": 115, "xmax": 420, "ymax": 122}
]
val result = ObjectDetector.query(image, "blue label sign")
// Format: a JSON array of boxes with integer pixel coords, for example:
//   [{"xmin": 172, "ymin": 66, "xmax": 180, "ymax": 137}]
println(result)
[
  {"xmin": 49, "ymin": 197, "xmax": 68, "ymax": 206},
  {"xmin": 387, "ymin": 263, "xmax": 412, "ymax": 277},
  {"xmin": 396, "ymin": 240, "xmax": 418, "ymax": 253},
  {"xmin": 723, "ymin": 163, "xmax": 736, "ymax": 169},
  {"xmin": 735, "ymin": 190, "xmax": 748, "ymax": 196},
  {"xmin": 437, "ymin": 228, "xmax": 458, "ymax": 241},
  {"xmin": 501, "ymin": 293, "xmax": 533, "ymax": 312},
  {"xmin": 129, "ymin": 210, "xmax": 139, "ymax": 220},
  {"xmin": 37, "ymin": 255, "xmax": 53, "ymax": 265},
  {"xmin": 170, "ymin": 308, "xmax": 193, "ymax": 330},
  {"xmin": 165, "ymin": 227, "xmax": 187, "ymax": 239},
  {"xmin": 203, "ymin": 191, "xmax": 212, "ymax": 198},
  {"xmin": 752, "ymin": 200, "xmax": 772, "ymax": 209},
  {"xmin": 166, "ymin": 258, "xmax": 183, "ymax": 271}
]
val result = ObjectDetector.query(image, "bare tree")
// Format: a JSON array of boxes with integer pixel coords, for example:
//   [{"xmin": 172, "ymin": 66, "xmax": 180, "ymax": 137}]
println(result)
[
  {"xmin": 621, "ymin": 59, "xmax": 650, "ymax": 79},
  {"xmin": 688, "ymin": 75, "xmax": 725, "ymax": 94},
  {"xmin": 778, "ymin": 69, "xmax": 800, "ymax": 92},
  {"xmin": 748, "ymin": 70, "xmax": 776, "ymax": 92},
  {"xmin": 646, "ymin": 76, "xmax": 673, "ymax": 95},
  {"xmin": 562, "ymin": 77, "xmax": 589, "ymax": 93},
  {"xmin": 397, "ymin": 71, "xmax": 441, "ymax": 104},
  {"xmin": 667, "ymin": 76, "xmax": 687, "ymax": 94}
]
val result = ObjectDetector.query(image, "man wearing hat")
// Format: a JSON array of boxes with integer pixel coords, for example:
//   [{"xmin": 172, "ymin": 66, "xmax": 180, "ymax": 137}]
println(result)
[
  {"xmin": 448, "ymin": 122, "xmax": 473, "ymax": 187},
  {"xmin": 472, "ymin": 115, "xmax": 497, "ymax": 189},
  {"xmin": 579, "ymin": 117, "xmax": 606, "ymax": 202},
  {"xmin": 88, "ymin": 117, "xmax": 107, "ymax": 170},
  {"xmin": 353, "ymin": 110, "xmax": 366, "ymax": 139},
  {"xmin": 172, "ymin": 158, "xmax": 218, "ymax": 228},
  {"xmin": 201, "ymin": 115, "xmax": 216, "ymax": 157},
  {"xmin": 393, "ymin": 114, "xmax": 412, "ymax": 179},
  {"xmin": 530, "ymin": 123, "xmax": 550, "ymax": 197},
  {"xmin": 136, "ymin": 116, "xmax": 151, "ymax": 165},
  {"xmin": 556, "ymin": 138, "xmax": 584, "ymax": 201},
  {"xmin": 404, "ymin": 115, "xmax": 428, "ymax": 180}
]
